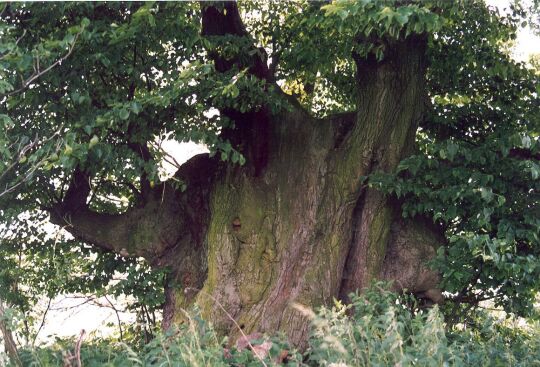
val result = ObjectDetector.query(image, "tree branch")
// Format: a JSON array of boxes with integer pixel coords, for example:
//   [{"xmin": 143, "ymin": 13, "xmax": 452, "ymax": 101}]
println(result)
[
  {"xmin": 48, "ymin": 154, "xmax": 220, "ymax": 263},
  {"xmin": 201, "ymin": 2, "xmax": 280, "ymax": 176},
  {"xmin": 3, "ymin": 29, "xmax": 83, "ymax": 98},
  {"xmin": 0, "ymin": 301, "xmax": 22, "ymax": 367},
  {"xmin": 201, "ymin": 1, "xmax": 272, "ymax": 81}
]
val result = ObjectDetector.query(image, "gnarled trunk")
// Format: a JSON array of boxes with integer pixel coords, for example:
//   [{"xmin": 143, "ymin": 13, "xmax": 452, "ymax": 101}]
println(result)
[
  {"xmin": 49, "ymin": 3, "xmax": 444, "ymax": 348},
  {"xmin": 162, "ymin": 35, "xmax": 442, "ymax": 346}
]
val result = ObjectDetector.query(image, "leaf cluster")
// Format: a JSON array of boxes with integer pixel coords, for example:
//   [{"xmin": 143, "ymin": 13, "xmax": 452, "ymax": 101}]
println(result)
[{"xmin": 368, "ymin": 2, "xmax": 540, "ymax": 318}]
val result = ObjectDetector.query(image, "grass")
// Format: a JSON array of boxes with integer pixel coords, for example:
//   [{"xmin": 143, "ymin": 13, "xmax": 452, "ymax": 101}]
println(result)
[{"xmin": 3, "ymin": 284, "xmax": 539, "ymax": 366}]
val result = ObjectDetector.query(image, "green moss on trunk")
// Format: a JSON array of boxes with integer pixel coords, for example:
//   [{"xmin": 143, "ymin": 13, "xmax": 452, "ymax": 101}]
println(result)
[{"xmin": 164, "ymin": 35, "xmax": 443, "ymax": 348}]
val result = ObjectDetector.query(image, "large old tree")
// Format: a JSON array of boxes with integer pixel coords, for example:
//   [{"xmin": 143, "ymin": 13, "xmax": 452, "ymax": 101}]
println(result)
[{"xmin": 1, "ymin": 1, "xmax": 539, "ymax": 346}]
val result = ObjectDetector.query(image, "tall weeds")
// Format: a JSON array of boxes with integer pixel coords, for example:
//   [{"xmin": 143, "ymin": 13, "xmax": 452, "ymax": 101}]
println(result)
[{"xmin": 5, "ymin": 284, "xmax": 539, "ymax": 366}]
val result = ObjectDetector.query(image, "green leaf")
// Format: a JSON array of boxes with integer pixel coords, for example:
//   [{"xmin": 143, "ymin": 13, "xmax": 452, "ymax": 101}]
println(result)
[
  {"xmin": 521, "ymin": 135, "xmax": 531, "ymax": 149},
  {"xmin": 130, "ymin": 101, "xmax": 142, "ymax": 115},
  {"xmin": 231, "ymin": 151, "xmax": 239, "ymax": 164},
  {"xmin": 446, "ymin": 141, "xmax": 459, "ymax": 161},
  {"xmin": 89, "ymin": 135, "xmax": 99, "ymax": 149},
  {"xmin": 531, "ymin": 163, "xmax": 540, "ymax": 180},
  {"xmin": 480, "ymin": 187, "xmax": 493, "ymax": 202},
  {"xmin": 64, "ymin": 144, "xmax": 73, "ymax": 156},
  {"xmin": 119, "ymin": 108, "xmax": 130, "ymax": 120}
]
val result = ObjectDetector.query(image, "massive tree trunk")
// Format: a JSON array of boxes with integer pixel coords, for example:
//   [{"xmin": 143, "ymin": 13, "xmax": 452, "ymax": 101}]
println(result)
[
  {"xmin": 49, "ymin": 3, "xmax": 444, "ymax": 348},
  {"xmin": 186, "ymin": 35, "xmax": 442, "ymax": 346}
]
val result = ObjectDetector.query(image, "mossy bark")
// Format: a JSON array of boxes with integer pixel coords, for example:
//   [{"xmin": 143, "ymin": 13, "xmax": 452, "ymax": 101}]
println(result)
[
  {"xmin": 50, "ymin": 26, "xmax": 443, "ymax": 347},
  {"xmin": 164, "ymin": 35, "xmax": 442, "ymax": 347}
]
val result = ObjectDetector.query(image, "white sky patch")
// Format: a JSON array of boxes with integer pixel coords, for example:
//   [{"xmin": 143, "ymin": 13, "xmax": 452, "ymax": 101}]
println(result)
[
  {"xmin": 160, "ymin": 140, "xmax": 209, "ymax": 178},
  {"xmin": 514, "ymin": 26, "xmax": 540, "ymax": 61},
  {"xmin": 486, "ymin": 0, "xmax": 540, "ymax": 62},
  {"xmin": 36, "ymin": 295, "xmax": 137, "ymax": 345}
]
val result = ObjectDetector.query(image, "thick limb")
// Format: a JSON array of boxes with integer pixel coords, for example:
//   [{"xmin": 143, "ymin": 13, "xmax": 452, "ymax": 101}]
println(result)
[{"xmin": 48, "ymin": 154, "xmax": 219, "ymax": 263}]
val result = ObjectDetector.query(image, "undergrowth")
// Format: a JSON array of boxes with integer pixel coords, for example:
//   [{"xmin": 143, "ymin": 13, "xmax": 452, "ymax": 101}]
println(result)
[{"xmin": 3, "ymin": 284, "xmax": 539, "ymax": 366}]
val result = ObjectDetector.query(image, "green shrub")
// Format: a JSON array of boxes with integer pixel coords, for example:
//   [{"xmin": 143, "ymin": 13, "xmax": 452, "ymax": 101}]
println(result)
[
  {"xmin": 13, "ymin": 311, "xmax": 299, "ymax": 367},
  {"xmin": 307, "ymin": 284, "xmax": 450, "ymax": 366},
  {"xmin": 7, "ymin": 285, "xmax": 540, "ymax": 366},
  {"xmin": 307, "ymin": 283, "xmax": 540, "ymax": 367}
]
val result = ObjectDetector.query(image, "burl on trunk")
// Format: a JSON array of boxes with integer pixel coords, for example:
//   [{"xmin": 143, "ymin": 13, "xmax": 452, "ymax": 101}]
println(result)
[{"xmin": 50, "ymin": 3, "xmax": 443, "ymax": 347}]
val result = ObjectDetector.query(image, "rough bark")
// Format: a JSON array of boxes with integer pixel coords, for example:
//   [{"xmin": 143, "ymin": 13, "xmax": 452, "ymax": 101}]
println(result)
[
  {"xmin": 187, "ymin": 34, "xmax": 442, "ymax": 347},
  {"xmin": 47, "ymin": 3, "xmax": 444, "ymax": 348},
  {"xmin": 49, "ymin": 155, "xmax": 220, "ymax": 329}
]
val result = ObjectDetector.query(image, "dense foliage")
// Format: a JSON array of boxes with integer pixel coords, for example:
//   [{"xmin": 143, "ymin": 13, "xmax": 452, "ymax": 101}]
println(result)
[
  {"xmin": 367, "ymin": 2, "xmax": 540, "ymax": 319},
  {"xmin": 0, "ymin": 0, "xmax": 539, "ymax": 360}
]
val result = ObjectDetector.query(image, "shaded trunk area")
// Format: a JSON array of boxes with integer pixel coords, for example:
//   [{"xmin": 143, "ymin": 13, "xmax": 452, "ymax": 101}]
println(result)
[{"xmin": 163, "ymin": 35, "xmax": 443, "ymax": 347}]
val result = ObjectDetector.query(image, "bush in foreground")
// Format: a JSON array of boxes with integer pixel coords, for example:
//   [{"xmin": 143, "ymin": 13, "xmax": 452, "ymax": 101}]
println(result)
[
  {"xmin": 306, "ymin": 285, "xmax": 540, "ymax": 366},
  {"xmin": 6, "ymin": 285, "xmax": 540, "ymax": 366}
]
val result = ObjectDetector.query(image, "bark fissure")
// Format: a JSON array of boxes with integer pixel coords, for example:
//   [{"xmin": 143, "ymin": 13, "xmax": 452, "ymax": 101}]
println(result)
[{"xmin": 338, "ymin": 35, "xmax": 439, "ymax": 301}]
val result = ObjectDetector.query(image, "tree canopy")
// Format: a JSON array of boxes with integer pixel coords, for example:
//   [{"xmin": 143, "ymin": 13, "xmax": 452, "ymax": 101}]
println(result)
[{"xmin": 0, "ymin": 0, "xmax": 539, "ymax": 347}]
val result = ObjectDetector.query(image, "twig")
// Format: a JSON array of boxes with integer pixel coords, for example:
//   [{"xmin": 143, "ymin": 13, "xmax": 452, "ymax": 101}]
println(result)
[
  {"xmin": 104, "ymin": 295, "xmax": 124, "ymax": 341},
  {"xmin": 149, "ymin": 141, "xmax": 185, "ymax": 171},
  {"xmin": 0, "ymin": 29, "xmax": 26, "ymax": 61},
  {"xmin": 49, "ymin": 297, "xmax": 94, "ymax": 311},
  {"xmin": 75, "ymin": 329, "xmax": 86, "ymax": 367},
  {"xmin": 4, "ymin": 29, "xmax": 83, "ymax": 97},
  {"xmin": 0, "ymin": 4, "xmax": 7, "ymax": 18},
  {"xmin": 0, "ymin": 127, "xmax": 64, "ymax": 198},
  {"xmin": 0, "ymin": 137, "xmax": 39, "ymax": 184},
  {"xmin": 32, "ymin": 297, "xmax": 52, "ymax": 347}
]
